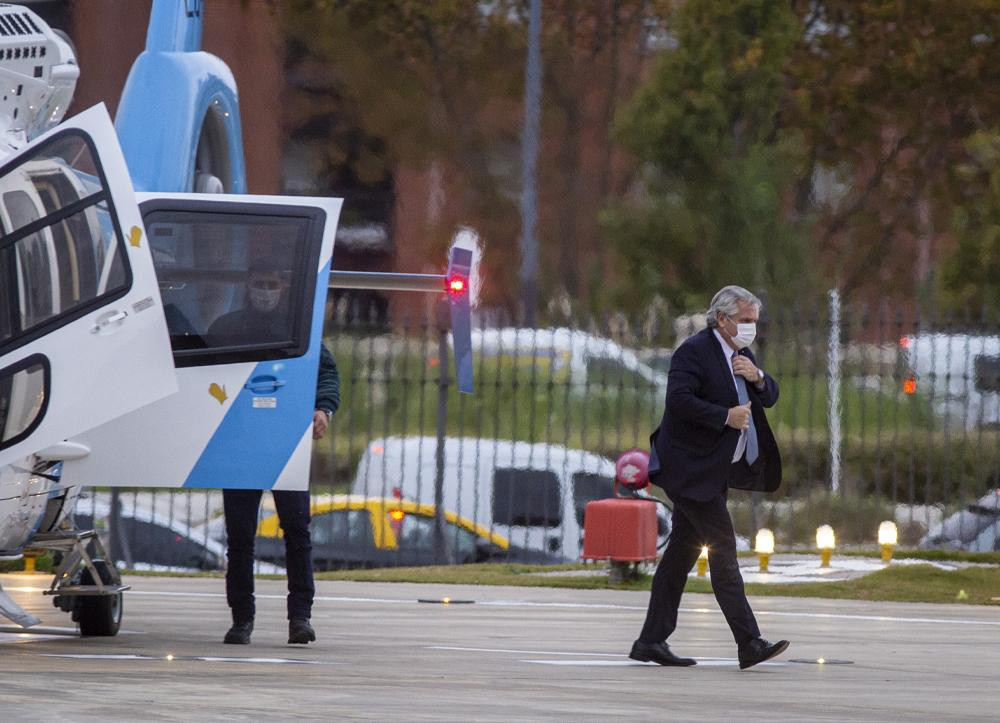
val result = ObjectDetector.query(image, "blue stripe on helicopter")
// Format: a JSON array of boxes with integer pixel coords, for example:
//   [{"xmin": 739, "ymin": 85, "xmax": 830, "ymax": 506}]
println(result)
[{"xmin": 180, "ymin": 260, "xmax": 331, "ymax": 489}]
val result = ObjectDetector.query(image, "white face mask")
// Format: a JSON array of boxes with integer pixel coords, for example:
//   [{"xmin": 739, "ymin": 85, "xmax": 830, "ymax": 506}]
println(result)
[
  {"xmin": 730, "ymin": 321, "xmax": 757, "ymax": 349},
  {"xmin": 249, "ymin": 286, "xmax": 281, "ymax": 312}
]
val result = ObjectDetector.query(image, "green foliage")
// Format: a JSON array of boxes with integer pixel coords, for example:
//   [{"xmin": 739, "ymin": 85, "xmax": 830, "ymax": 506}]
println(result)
[
  {"xmin": 938, "ymin": 130, "xmax": 1000, "ymax": 312},
  {"xmin": 606, "ymin": 0, "xmax": 1000, "ymax": 312},
  {"xmin": 605, "ymin": 0, "xmax": 813, "ymax": 311}
]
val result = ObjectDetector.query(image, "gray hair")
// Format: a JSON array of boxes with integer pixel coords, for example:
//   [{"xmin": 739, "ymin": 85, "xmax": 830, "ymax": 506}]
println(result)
[{"xmin": 705, "ymin": 285, "xmax": 761, "ymax": 328}]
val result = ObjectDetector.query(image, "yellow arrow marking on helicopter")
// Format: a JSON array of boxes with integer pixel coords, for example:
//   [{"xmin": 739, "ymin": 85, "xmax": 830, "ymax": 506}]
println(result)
[
  {"xmin": 208, "ymin": 383, "xmax": 228, "ymax": 405},
  {"xmin": 128, "ymin": 226, "xmax": 143, "ymax": 248}
]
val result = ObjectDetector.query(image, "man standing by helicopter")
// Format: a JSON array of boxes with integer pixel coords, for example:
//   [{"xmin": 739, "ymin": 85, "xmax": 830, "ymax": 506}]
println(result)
[{"xmin": 210, "ymin": 258, "xmax": 340, "ymax": 646}]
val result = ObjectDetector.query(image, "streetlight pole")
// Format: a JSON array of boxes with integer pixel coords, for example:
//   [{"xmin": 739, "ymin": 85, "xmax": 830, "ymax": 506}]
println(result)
[{"xmin": 520, "ymin": 0, "xmax": 542, "ymax": 326}]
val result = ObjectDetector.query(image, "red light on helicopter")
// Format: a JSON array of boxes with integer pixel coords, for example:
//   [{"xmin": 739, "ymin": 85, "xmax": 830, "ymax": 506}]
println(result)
[
  {"xmin": 899, "ymin": 336, "xmax": 911, "ymax": 349},
  {"xmin": 903, "ymin": 377, "xmax": 917, "ymax": 395},
  {"xmin": 447, "ymin": 274, "xmax": 467, "ymax": 296}
]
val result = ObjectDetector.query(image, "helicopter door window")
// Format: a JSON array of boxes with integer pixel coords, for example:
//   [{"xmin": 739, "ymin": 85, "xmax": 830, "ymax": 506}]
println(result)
[
  {"xmin": 143, "ymin": 206, "xmax": 321, "ymax": 367},
  {"xmin": 0, "ymin": 355, "xmax": 49, "ymax": 451},
  {"xmin": 0, "ymin": 129, "xmax": 131, "ymax": 354}
]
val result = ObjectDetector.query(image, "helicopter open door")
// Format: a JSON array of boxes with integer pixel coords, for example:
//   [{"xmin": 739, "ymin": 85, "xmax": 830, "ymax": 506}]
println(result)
[
  {"xmin": 59, "ymin": 193, "xmax": 340, "ymax": 490},
  {"xmin": 0, "ymin": 105, "xmax": 176, "ymax": 469}
]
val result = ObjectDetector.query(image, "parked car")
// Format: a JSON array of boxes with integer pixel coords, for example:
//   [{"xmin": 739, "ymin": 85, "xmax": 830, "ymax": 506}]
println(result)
[
  {"xmin": 255, "ymin": 496, "xmax": 509, "ymax": 570},
  {"xmin": 73, "ymin": 500, "xmax": 224, "ymax": 572},
  {"xmin": 350, "ymin": 436, "xmax": 670, "ymax": 563},
  {"xmin": 919, "ymin": 488, "xmax": 1000, "ymax": 552},
  {"xmin": 469, "ymin": 328, "xmax": 668, "ymax": 394}
]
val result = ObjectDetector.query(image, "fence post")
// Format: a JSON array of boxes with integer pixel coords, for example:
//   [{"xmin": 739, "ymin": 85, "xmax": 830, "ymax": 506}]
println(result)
[
  {"xmin": 108, "ymin": 488, "xmax": 133, "ymax": 569},
  {"xmin": 828, "ymin": 289, "xmax": 842, "ymax": 494},
  {"xmin": 434, "ymin": 299, "xmax": 454, "ymax": 565}
]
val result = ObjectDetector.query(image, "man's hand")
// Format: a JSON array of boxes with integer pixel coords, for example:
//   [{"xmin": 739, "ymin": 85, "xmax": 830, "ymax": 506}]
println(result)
[
  {"xmin": 726, "ymin": 403, "xmax": 752, "ymax": 430},
  {"xmin": 312, "ymin": 410, "xmax": 330, "ymax": 439},
  {"xmin": 732, "ymin": 356, "xmax": 761, "ymax": 384}
]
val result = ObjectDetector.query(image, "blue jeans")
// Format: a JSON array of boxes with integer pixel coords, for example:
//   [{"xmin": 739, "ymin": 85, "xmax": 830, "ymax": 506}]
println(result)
[{"xmin": 224, "ymin": 489, "xmax": 314, "ymax": 623}]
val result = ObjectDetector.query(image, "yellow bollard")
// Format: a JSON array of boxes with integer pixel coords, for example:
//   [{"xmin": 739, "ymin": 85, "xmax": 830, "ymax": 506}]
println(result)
[
  {"xmin": 816, "ymin": 525, "xmax": 835, "ymax": 568},
  {"xmin": 878, "ymin": 521, "xmax": 898, "ymax": 563},
  {"xmin": 22, "ymin": 552, "xmax": 37, "ymax": 574},
  {"xmin": 755, "ymin": 529, "xmax": 775, "ymax": 573},
  {"xmin": 696, "ymin": 546, "xmax": 709, "ymax": 577},
  {"xmin": 758, "ymin": 553, "xmax": 771, "ymax": 573}
]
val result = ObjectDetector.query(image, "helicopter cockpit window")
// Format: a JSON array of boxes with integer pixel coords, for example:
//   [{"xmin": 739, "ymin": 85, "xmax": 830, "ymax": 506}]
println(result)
[
  {"xmin": 144, "ymin": 207, "xmax": 318, "ymax": 367},
  {"xmin": 0, "ymin": 131, "xmax": 130, "ymax": 353}
]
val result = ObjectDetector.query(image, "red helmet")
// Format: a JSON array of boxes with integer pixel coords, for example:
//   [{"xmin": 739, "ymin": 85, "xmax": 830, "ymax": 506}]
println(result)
[{"xmin": 615, "ymin": 448, "xmax": 650, "ymax": 490}]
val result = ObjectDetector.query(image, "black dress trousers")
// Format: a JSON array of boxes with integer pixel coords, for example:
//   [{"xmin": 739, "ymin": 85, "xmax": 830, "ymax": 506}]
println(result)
[{"xmin": 638, "ymin": 487, "xmax": 760, "ymax": 646}]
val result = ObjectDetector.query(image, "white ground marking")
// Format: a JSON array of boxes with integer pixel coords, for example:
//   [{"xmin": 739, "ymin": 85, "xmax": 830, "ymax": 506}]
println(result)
[
  {"xmin": 0, "ymin": 632, "xmax": 65, "ymax": 645},
  {"xmin": 38, "ymin": 653, "xmax": 333, "ymax": 665},
  {"xmin": 0, "ymin": 623, "xmax": 139, "ymax": 639},
  {"xmin": 427, "ymin": 646, "xmax": 785, "ymax": 668},
  {"xmin": 123, "ymin": 590, "xmax": 1000, "ymax": 627},
  {"xmin": 521, "ymin": 658, "xmax": 785, "ymax": 668},
  {"xmin": 428, "ymin": 645, "xmax": 621, "ymax": 657}
]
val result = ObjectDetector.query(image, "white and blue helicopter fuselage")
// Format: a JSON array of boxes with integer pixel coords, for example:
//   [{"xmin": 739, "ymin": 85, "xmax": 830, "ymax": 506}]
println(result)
[{"xmin": 0, "ymin": 0, "xmax": 474, "ymax": 635}]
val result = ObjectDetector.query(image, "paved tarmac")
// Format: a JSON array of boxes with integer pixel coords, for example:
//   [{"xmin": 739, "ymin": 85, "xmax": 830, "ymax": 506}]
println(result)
[{"xmin": 1, "ymin": 572, "xmax": 998, "ymax": 721}]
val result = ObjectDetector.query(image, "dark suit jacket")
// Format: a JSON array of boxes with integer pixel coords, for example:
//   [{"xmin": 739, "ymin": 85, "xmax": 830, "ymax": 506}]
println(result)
[{"xmin": 649, "ymin": 327, "xmax": 781, "ymax": 501}]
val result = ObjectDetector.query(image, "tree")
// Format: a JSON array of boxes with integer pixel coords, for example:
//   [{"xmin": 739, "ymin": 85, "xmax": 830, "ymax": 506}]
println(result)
[
  {"xmin": 282, "ymin": 0, "xmax": 666, "ymax": 313},
  {"xmin": 937, "ymin": 130, "xmax": 1000, "ymax": 313},
  {"xmin": 605, "ymin": 0, "xmax": 813, "ymax": 313},
  {"xmin": 788, "ymin": 0, "xmax": 1000, "ymax": 309}
]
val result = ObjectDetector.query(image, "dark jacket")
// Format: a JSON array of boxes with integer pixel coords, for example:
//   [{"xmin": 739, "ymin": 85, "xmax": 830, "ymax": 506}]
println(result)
[
  {"xmin": 649, "ymin": 327, "xmax": 781, "ymax": 501},
  {"xmin": 315, "ymin": 343, "xmax": 340, "ymax": 416}
]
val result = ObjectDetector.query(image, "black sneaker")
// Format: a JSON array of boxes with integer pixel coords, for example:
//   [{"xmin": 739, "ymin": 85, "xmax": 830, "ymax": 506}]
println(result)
[
  {"xmin": 224, "ymin": 620, "xmax": 253, "ymax": 645},
  {"xmin": 288, "ymin": 618, "xmax": 316, "ymax": 645}
]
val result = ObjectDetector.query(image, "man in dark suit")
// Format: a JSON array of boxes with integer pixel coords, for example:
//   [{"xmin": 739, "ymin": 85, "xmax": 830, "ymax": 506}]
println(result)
[{"xmin": 630, "ymin": 285, "xmax": 789, "ymax": 670}]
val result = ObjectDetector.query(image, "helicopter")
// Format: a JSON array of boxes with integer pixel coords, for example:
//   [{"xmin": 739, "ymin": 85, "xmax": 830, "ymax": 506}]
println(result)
[{"xmin": 0, "ymin": 0, "xmax": 473, "ymax": 636}]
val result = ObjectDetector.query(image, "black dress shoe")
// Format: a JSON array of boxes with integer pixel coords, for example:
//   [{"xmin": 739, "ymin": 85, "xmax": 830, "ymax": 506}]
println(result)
[
  {"xmin": 629, "ymin": 640, "xmax": 697, "ymax": 666},
  {"xmin": 738, "ymin": 637, "xmax": 789, "ymax": 669},
  {"xmin": 288, "ymin": 618, "xmax": 316, "ymax": 644},
  {"xmin": 224, "ymin": 620, "xmax": 253, "ymax": 645}
]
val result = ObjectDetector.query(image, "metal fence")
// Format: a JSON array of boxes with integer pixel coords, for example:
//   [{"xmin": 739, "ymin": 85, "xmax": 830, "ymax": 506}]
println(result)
[{"xmin": 80, "ymin": 295, "xmax": 1000, "ymax": 572}]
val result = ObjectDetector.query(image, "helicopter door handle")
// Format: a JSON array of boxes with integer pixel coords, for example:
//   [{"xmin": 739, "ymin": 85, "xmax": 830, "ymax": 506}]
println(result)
[
  {"xmin": 91, "ymin": 310, "xmax": 128, "ymax": 334},
  {"xmin": 244, "ymin": 376, "xmax": 286, "ymax": 394}
]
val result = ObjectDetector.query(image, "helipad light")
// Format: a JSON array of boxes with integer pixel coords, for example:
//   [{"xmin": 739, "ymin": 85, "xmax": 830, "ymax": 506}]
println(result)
[
  {"xmin": 878, "ymin": 520, "xmax": 898, "ymax": 563},
  {"xmin": 696, "ymin": 545, "xmax": 709, "ymax": 577},
  {"xmin": 755, "ymin": 529, "xmax": 774, "ymax": 572},
  {"xmin": 817, "ymin": 657, "xmax": 826, "ymax": 665},
  {"xmin": 166, "ymin": 654, "xmax": 174, "ymax": 661},
  {"xmin": 442, "ymin": 597, "xmax": 451, "ymax": 604},
  {"xmin": 816, "ymin": 525, "xmax": 835, "ymax": 568}
]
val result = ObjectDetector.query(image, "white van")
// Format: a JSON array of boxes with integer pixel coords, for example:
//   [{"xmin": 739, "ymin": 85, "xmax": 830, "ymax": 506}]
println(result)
[
  {"xmin": 900, "ymin": 334, "xmax": 1000, "ymax": 428},
  {"xmin": 350, "ymin": 436, "xmax": 666, "ymax": 562}
]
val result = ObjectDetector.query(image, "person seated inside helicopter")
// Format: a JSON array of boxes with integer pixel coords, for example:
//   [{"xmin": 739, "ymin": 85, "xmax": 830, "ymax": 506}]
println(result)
[{"xmin": 206, "ymin": 256, "xmax": 292, "ymax": 347}]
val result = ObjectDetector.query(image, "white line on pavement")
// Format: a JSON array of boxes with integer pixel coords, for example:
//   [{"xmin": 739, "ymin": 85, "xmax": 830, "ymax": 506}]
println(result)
[
  {"xmin": 38, "ymin": 653, "xmax": 333, "ymax": 665},
  {"xmin": 123, "ymin": 590, "xmax": 1000, "ymax": 627},
  {"xmin": 428, "ymin": 645, "xmax": 620, "ymax": 657},
  {"xmin": 520, "ymin": 658, "xmax": 785, "ymax": 668}
]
